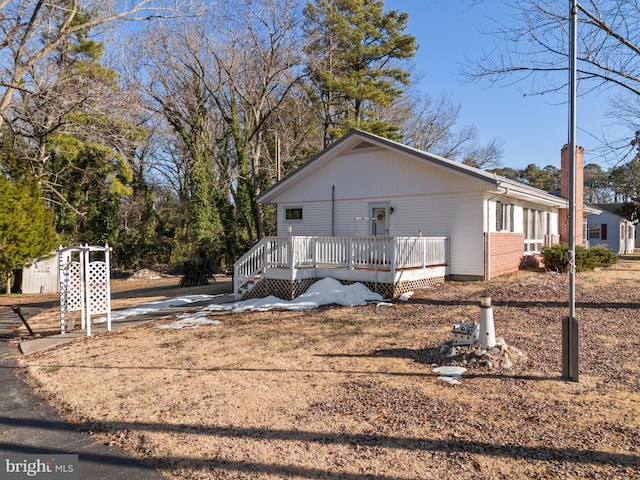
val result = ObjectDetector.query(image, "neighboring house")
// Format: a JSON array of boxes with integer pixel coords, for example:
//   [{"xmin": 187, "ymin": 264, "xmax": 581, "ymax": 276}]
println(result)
[
  {"xmin": 587, "ymin": 204, "xmax": 636, "ymax": 254},
  {"xmin": 234, "ymin": 130, "xmax": 596, "ymax": 299}
]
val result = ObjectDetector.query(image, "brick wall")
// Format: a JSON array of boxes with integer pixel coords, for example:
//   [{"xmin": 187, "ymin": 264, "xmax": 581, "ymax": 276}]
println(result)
[
  {"xmin": 486, "ymin": 232, "xmax": 525, "ymax": 279},
  {"xmin": 559, "ymin": 144, "xmax": 584, "ymax": 246}
]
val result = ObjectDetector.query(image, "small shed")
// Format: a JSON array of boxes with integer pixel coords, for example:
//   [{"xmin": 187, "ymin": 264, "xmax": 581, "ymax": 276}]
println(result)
[{"xmin": 18, "ymin": 254, "xmax": 59, "ymax": 294}]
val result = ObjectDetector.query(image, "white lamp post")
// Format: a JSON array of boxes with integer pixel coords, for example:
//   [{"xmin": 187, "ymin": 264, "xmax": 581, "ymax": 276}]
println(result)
[{"xmin": 479, "ymin": 295, "xmax": 496, "ymax": 349}]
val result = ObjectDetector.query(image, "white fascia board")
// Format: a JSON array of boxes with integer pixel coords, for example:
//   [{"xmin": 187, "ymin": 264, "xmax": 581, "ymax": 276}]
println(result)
[{"xmin": 497, "ymin": 181, "xmax": 567, "ymax": 208}]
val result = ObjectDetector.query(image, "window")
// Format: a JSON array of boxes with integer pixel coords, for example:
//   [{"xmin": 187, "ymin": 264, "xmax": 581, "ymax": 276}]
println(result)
[
  {"xmin": 285, "ymin": 207, "xmax": 303, "ymax": 222},
  {"xmin": 588, "ymin": 223, "xmax": 611, "ymax": 244},
  {"xmin": 496, "ymin": 201, "xmax": 515, "ymax": 232},
  {"xmin": 523, "ymin": 208, "xmax": 545, "ymax": 253}
]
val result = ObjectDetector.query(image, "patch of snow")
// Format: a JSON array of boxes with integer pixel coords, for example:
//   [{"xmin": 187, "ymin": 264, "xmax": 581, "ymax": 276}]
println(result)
[
  {"xmin": 156, "ymin": 318, "xmax": 222, "ymax": 330},
  {"xmin": 207, "ymin": 278, "xmax": 383, "ymax": 313},
  {"xmin": 376, "ymin": 302, "xmax": 394, "ymax": 307},
  {"xmin": 128, "ymin": 269, "xmax": 163, "ymax": 280},
  {"xmin": 93, "ymin": 278, "xmax": 383, "ymax": 331},
  {"xmin": 398, "ymin": 291, "xmax": 414, "ymax": 301},
  {"xmin": 437, "ymin": 376, "xmax": 462, "ymax": 385},
  {"xmin": 432, "ymin": 366, "xmax": 467, "ymax": 377},
  {"xmin": 93, "ymin": 294, "xmax": 220, "ymax": 324},
  {"xmin": 433, "ymin": 365, "xmax": 467, "ymax": 385}
]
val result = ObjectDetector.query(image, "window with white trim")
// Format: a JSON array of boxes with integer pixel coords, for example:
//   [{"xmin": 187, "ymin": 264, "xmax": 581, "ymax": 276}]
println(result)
[
  {"xmin": 496, "ymin": 201, "xmax": 515, "ymax": 232},
  {"xmin": 589, "ymin": 223, "xmax": 607, "ymax": 241},
  {"xmin": 284, "ymin": 207, "xmax": 303, "ymax": 222},
  {"xmin": 523, "ymin": 208, "xmax": 545, "ymax": 253}
]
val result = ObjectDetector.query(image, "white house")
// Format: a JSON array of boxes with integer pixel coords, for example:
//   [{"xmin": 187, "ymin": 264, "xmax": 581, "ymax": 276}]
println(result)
[
  {"xmin": 234, "ymin": 130, "xmax": 594, "ymax": 299},
  {"xmin": 587, "ymin": 204, "xmax": 635, "ymax": 254}
]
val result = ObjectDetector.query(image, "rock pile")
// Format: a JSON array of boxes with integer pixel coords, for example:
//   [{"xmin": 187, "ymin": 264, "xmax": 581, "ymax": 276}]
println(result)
[
  {"xmin": 435, "ymin": 337, "xmax": 526, "ymax": 370},
  {"xmin": 128, "ymin": 269, "xmax": 163, "ymax": 280}
]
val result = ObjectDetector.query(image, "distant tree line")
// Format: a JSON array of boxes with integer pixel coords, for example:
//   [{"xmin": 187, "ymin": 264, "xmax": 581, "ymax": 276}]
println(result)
[{"xmin": 490, "ymin": 153, "xmax": 640, "ymax": 221}]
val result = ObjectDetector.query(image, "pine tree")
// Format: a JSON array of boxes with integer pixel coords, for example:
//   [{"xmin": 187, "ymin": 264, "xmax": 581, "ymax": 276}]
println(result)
[
  {"xmin": 304, "ymin": 0, "xmax": 416, "ymax": 145},
  {"xmin": 0, "ymin": 178, "xmax": 58, "ymax": 293}
]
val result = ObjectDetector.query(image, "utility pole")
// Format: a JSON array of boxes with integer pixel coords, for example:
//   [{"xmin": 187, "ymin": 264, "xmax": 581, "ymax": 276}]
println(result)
[{"xmin": 563, "ymin": 0, "xmax": 579, "ymax": 382}]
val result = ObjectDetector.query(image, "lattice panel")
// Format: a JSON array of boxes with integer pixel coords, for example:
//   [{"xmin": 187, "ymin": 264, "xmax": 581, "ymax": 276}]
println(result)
[
  {"xmin": 243, "ymin": 275, "xmax": 447, "ymax": 302},
  {"xmin": 61, "ymin": 262, "xmax": 83, "ymax": 312},
  {"xmin": 87, "ymin": 261, "xmax": 108, "ymax": 314},
  {"xmin": 392, "ymin": 276, "xmax": 446, "ymax": 297}
]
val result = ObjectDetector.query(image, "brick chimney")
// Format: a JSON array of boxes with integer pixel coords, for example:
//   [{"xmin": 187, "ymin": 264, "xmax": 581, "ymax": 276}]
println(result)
[{"xmin": 559, "ymin": 144, "xmax": 584, "ymax": 246}]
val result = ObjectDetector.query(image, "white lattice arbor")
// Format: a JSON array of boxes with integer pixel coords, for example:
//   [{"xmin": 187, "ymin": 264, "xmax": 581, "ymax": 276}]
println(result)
[{"xmin": 59, "ymin": 245, "xmax": 112, "ymax": 336}]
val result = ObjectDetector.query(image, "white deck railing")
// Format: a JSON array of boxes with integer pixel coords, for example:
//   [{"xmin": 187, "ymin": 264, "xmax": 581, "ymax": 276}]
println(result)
[{"xmin": 234, "ymin": 236, "xmax": 448, "ymax": 298}]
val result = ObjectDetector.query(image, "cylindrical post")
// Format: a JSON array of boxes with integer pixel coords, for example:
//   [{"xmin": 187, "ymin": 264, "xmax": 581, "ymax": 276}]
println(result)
[
  {"xmin": 564, "ymin": 0, "xmax": 579, "ymax": 382},
  {"xmin": 479, "ymin": 295, "xmax": 496, "ymax": 349},
  {"xmin": 84, "ymin": 244, "xmax": 91, "ymax": 336},
  {"xmin": 105, "ymin": 244, "xmax": 112, "ymax": 332}
]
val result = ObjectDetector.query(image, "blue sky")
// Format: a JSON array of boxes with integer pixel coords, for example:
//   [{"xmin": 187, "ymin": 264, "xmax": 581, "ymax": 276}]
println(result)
[{"xmin": 384, "ymin": 0, "xmax": 629, "ymax": 170}]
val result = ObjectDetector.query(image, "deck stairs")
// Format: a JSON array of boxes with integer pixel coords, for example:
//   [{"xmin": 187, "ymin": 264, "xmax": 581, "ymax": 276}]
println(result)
[
  {"xmin": 236, "ymin": 273, "xmax": 263, "ymax": 298},
  {"xmin": 619, "ymin": 248, "xmax": 640, "ymax": 260}
]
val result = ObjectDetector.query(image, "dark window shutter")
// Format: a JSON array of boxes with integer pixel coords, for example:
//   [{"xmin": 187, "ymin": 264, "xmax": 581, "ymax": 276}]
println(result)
[{"xmin": 601, "ymin": 224, "xmax": 607, "ymax": 240}]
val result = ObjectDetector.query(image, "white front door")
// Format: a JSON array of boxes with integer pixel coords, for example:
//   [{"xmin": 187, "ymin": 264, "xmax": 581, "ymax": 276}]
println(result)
[{"xmin": 371, "ymin": 205, "xmax": 388, "ymax": 236}]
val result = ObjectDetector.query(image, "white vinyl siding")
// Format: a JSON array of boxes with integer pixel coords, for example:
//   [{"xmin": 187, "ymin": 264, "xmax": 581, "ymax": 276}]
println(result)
[
  {"xmin": 278, "ymin": 194, "xmax": 485, "ymax": 277},
  {"xmin": 271, "ymin": 147, "xmax": 487, "ymax": 203},
  {"xmin": 278, "ymin": 202, "xmax": 331, "ymax": 236}
]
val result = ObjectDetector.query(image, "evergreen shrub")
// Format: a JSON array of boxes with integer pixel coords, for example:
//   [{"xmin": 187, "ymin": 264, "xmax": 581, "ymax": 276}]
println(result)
[
  {"xmin": 179, "ymin": 256, "xmax": 217, "ymax": 287},
  {"xmin": 541, "ymin": 244, "xmax": 618, "ymax": 272}
]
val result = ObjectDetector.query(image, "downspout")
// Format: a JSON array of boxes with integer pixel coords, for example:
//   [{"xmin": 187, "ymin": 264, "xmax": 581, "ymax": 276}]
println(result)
[
  {"xmin": 332, "ymin": 185, "xmax": 335, "ymax": 236},
  {"xmin": 486, "ymin": 182, "xmax": 509, "ymax": 280}
]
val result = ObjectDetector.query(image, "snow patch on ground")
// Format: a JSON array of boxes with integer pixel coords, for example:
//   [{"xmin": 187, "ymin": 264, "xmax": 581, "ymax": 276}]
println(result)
[
  {"xmin": 206, "ymin": 278, "xmax": 383, "ymax": 313},
  {"xmin": 93, "ymin": 294, "xmax": 221, "ymax": 324},
  {"xmin": 156, "ymin": 318, "xmax": 223, "ymax": 330},
  {"xmin": 398, "ymin": 291, "xmax": 414, "ymax": 301},
  {"xmin": 433, "ymin": 365, "xmax": 467, "ymax": 385},
  {"xmin": 97, "ymin": 278, "xmax": 383, "ymax": 330}
]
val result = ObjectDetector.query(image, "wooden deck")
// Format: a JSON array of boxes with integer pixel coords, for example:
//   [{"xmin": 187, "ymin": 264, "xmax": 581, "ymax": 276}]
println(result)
[{"xmin": 234, "ymin": 236, "xmax": 449, "ymax": 299}]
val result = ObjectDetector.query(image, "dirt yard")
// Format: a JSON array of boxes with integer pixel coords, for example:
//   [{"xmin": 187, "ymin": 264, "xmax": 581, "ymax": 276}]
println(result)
[{"xmin": 10, "ymin": 263, "xmax": 640, "ymax": 479}]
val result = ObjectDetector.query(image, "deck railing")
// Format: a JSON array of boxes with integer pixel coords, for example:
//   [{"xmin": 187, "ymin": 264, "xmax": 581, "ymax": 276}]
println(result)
[{"xmin": 234, "ymin": 236, "xmax": 448, "ymax": 298}]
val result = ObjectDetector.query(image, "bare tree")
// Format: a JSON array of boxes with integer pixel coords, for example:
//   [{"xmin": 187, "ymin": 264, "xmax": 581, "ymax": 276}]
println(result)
[
  {"xmin": 128, "ymin": 0, "xmax": 307, "ymax": 265},
  {"xmin": 205, "ymin": 0, "xmax": 307, "ymax": 240},
  {"xmin": 387, "ymin": 91, "xmax": 503, "ymax": 168},
  {"xmin": 0, "ymin": 1, "xmax": 182, "ymax": 131},
  {"xmin": 465, "ymin": 2, "xmax": 640, "ymax": 95},
  {"xmin": 463, "ymin": 1, "xmax": 640, "ymax": 160}
]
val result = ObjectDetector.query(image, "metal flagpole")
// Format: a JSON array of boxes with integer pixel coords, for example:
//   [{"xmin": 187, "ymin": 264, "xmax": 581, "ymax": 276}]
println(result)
[{"xmin": 563, "ymin": 0, "xmax": 579, "ymax": 382}]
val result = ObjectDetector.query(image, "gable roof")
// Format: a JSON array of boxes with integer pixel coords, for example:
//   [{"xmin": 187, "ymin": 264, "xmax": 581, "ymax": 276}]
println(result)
[
  {"xmin": 257, "ymin": 129, "xmax": 569, "ymax": 208},
  {"xmin": 593, "ymin": 203, "xmax": 634, "ymax": 221}
]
